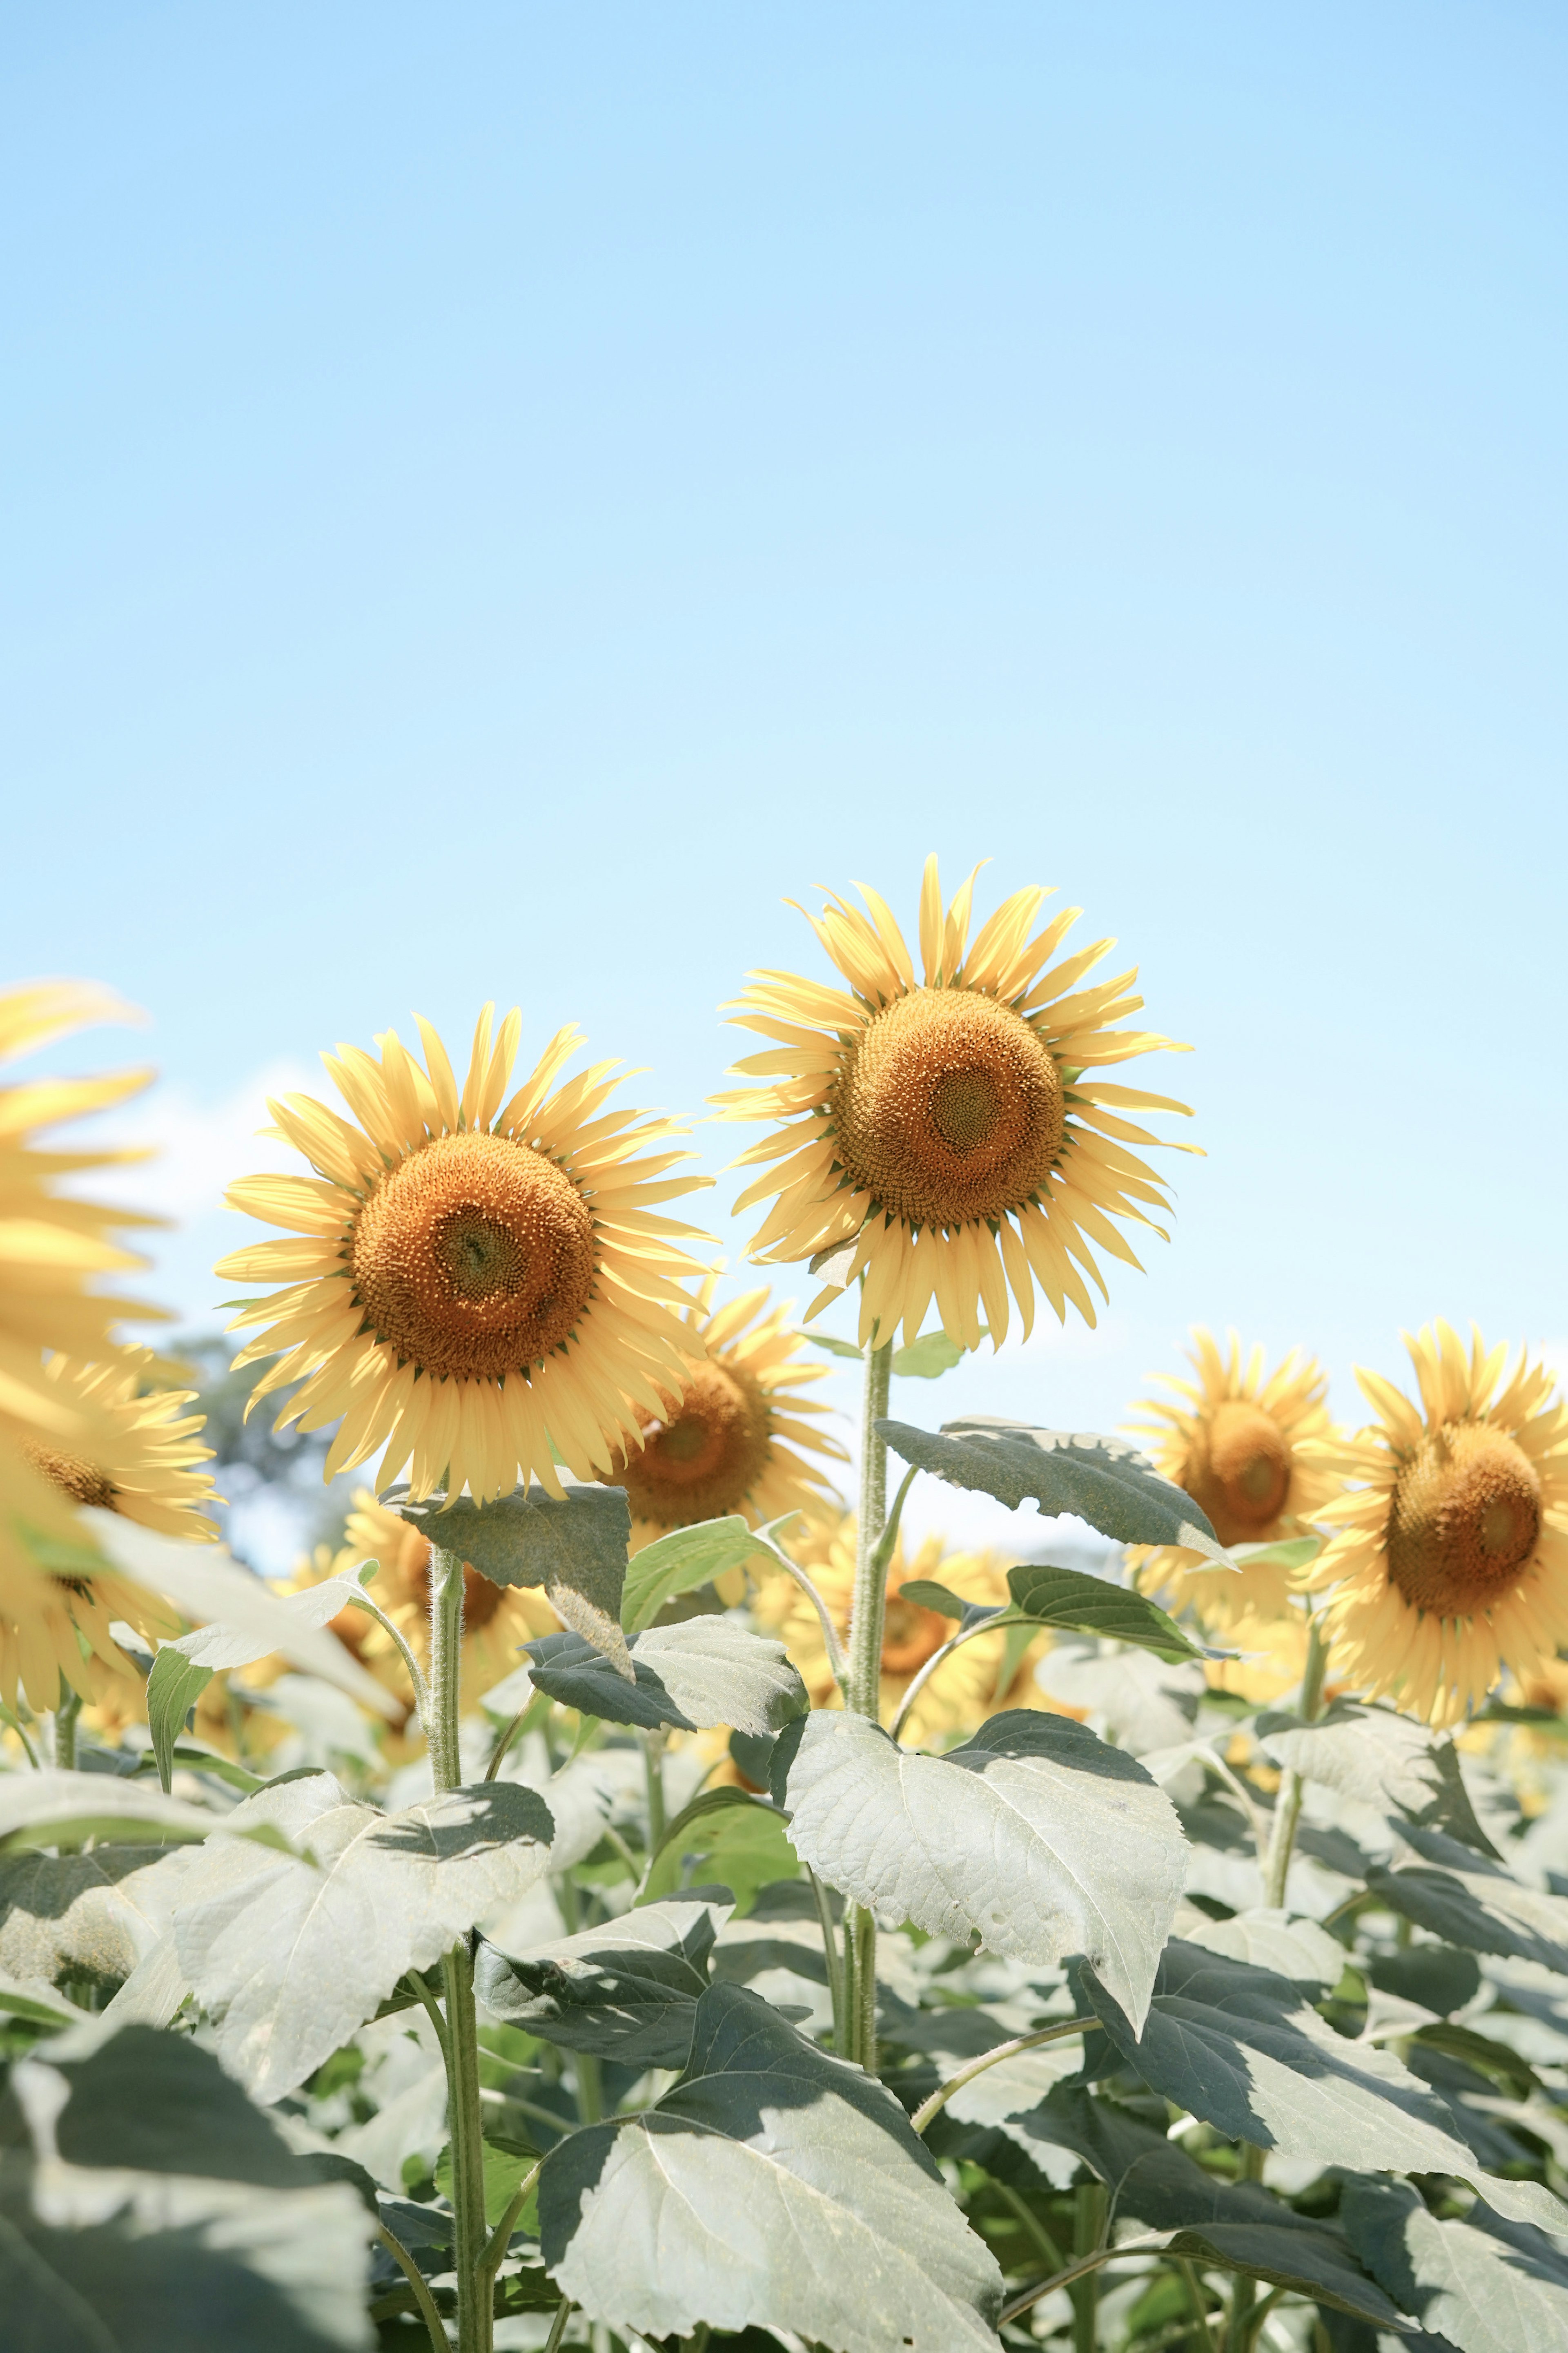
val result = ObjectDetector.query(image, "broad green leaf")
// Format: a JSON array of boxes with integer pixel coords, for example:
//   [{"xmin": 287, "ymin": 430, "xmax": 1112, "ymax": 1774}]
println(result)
[
  {"xmin": 3, "ymin": 2023, "xmax": 372, "ymax": 2348},
  {"xmin": 621, "ymin": 1517, "xmax": 769, "ymax": 1636},
  {"xmin": 897, "ymin": 1578, "xmax": 969, "ymax": 1621},
  {"xmin": 77, "ymin": 1506, "xmax": 399, "ymax": 1719},
  {"xmin": 0, "ymin": 1972, "xmax": 81, "ymax": 2030},
  {"xmin": 877, "ymin": 1416, "xmax": 1232, "ymax": 1562},
  {"xmin": 1176, "ymin": 1905, "xmax": 1349, "ymax": 1988},
  {"xmin": 167, "ymin": 1570, "xmax": 369, "ymax": 1672},
  {"xmin": 1009, "ymin": 1560, "xmax": 1215, "ymax": 1660},
  {"xmin": 804, "ymin": 1332, "xmax": 865, "ymax": 1360},
  {"xmin": 523, "ymin": 1619, "xmax": 808, "ymax": 1735},
  {"xmin": 537, "ymin": 1983, "xmax": 1004, "ymax": 2348},
  {"xmin": 1343, "ymin": 2177, "xmax": 1568, "ymax": 2353},
  {"xmin": 1230, "ymin": 1535, "xmax": 1323, "ymax": 1572},
  {"xmin": 435, "ymin": 2135, "xmax": 537, "ymax": 2230},
  {"xmin": 171, "ymin": 1770, "xmax": 555, "ymax": 2102},
  {"xmin": 147, "ymin": 1644, "xmax": 215, "ymax": 1794},
  {"xmin": 1079, "ymin": 1939, "xmax": 1568, "ymax": 2236},
  {"xmin": 477, "ymin": 1892, "xmax": 732, "ymax": 2067},
  {"xmin": 1033, "ymin": 1646, "xmax": 1205, "ymax": 1755},
  {"xmin": 1260, "ymin": 1703, "xmax": 1501, "ymax": 1857},
  {"xmin": 1029, "ymin": 2090, "xmax": 1401, "ymax": 2324},
  {"xmin": 782, "ymin": 1707, "xmax": 1187, "ymax": 2032},
  {"xmin": 134, "ymin": 1742, "xmax": 269, "ymax": 1797},
  {"xmin": 0, "ymin": 1769, "xmax": 223, "ymax": 1856},
  {"xmin": 393, "ymin": 1482, "xmax": 633, "ymax": 1676},
  {"xmin": 1369, "ymin": 1828, "xmax": 1568, "ymax": 1974},
  {"xmin": 640, "ymin": 1787, "xmax": 799, "ymax": 1913},
  {"xmin": 892, "ymin": 1329, "xmax": 971, "ymax": 1377},
  {"xmin": 0, "ymin": 1845, "xmax": 182, "ymax": 1985},
  {"xmin": 1370, "ymin": 1944, "xmax": 1481, "ymax": 2017}
]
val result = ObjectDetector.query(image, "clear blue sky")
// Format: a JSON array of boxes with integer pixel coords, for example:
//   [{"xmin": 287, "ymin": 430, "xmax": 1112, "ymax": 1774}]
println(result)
[{"xmin": 6, "ymin": 4, "xmax": 1565, "ymax": 1544}]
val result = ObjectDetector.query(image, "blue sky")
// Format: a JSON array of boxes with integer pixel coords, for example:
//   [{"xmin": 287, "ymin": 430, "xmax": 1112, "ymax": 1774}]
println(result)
[{"xmin": 6, "ymin": 4, "xmax": 1565, "ymax": 1550}]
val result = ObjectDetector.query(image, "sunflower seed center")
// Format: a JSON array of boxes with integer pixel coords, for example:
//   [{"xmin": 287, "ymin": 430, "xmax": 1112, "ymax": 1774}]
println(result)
[
  {"xmin": 1388, "ymin": 1423, "xmax": 1541, "ymax": 1616},
  {"xmin": 1184, "ymin": 1400, "xmax": 1292, "ymax": 1544},
  {"xmin": 833, "ymin": 987, "xmax": 1065, "ymax": 1229},
  {"xmin": 351, "ymin": 1129, "xmax": 596, "ymax": 1380}
]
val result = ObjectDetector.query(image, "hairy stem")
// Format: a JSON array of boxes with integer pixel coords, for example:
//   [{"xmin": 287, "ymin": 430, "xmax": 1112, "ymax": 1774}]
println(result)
[
  {"xmin": 888, "ymin": 1609, "xmax": 1028, "ymax": 1744},
  {"xmin": 844, "ymin": 1338, "xmax": 893, "ymax": 2069},
  {"xmin": 53, "ymin": 1680, "xmax": 82, "ymax": 1772},
  {"xmin": 999, "ymin": 2233, "xmax": 1168, "ymax": 2326},
  {"xmin": 910, "ymin": 2014, "xmax": 1093, "ymax": 2134},
  {"xmin": 542, "ymin": 2298, "xmax": 573, "ymax": 2353},
  {"xmin": 807, "ymin": 1865, "xmax": 846, "ymax": 2048},
  {"xmin": 1261, "ymin": 1612, "xmax": 1329, "ymax": 1909},
  {"xmin": 375, "ymin": 2222, "xmax": 450, "ymax": 2353},
  {"xmin": 1071, "ymin": 2177, "xmax": 1107, "ymax": 2353},
  {"xmin": 1177, "ymin": 2258, "xmax": 1218, "ymax": 2353},
  {"xmin": 345, "ymin": 1587, "xmax": 429, "ymax": 1723},
  {"xmin": 641, "ymin": 1727, "xmax": 668, "ymax": 1849},
  {"xmin": 427, "ymin": 1541, "xmax": 489, "ymax": 2353}
]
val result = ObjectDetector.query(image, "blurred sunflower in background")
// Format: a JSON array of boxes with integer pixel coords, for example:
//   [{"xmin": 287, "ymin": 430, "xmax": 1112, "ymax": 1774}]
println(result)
[
  {"xmin": 0, "ymin": 982, "xmax": 189, "ymax": 1715},
  {"xmin": 1301, "ymin": 1323, "xmax": 1568, "ymax": 1727},
  {"xmin": 1126, "ymin": 1327, "xmax": 1341, "ymax": 1626},
  {"xmin": 0, "ymin": 1349, "xmax": 214, "ymax": 1711},
  {"xmin": 753, "ymin": 1511, "xmax": 1048, "ymax": 1744},
  {"xmin": 714, "ymin": 856, "xmax": 1194, "ymax": 1348},
  {"xmin": 217, "ymin": 1005, "xmax": 715, "ymax": 1505},
  {"xmin": 332, "ymin": 1488, "xmax": 561, "ymax": 1704},
  {"xmin": 601, "ymin": 1279, "xmax": 846, "ymax": 1558}
]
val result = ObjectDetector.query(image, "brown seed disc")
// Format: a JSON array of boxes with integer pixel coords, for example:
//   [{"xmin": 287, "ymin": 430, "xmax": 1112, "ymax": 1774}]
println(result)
[
  {"xmin": 609, "ymin": 1360, "xmax": 775, "ymax": 1530},
  {"xmin": 22, "ymin": 1439, "xmax": 118, "ymax": 1514},
  {"xmin": 1182, "ymin": 1400, "xmax": 1293, "ymax": 1545},
  {"xmin": 351, "ymin": 1130, "xmax": 596, "ymax": 1378},
  {"xmin": 1387, "ymin": 1423, "xmax": 1542, "ymax": 1616},
  {"xmin": 405, "ymin": 1534, "xmax": 508, "ymax": 1632},
  {"xmin": 832, "ymin": 988, "xmax": 1065, "ymax": 1228},
  {"xmin": 880, "ymin": 1579, "xmax": 953, "ymax": 1677}
]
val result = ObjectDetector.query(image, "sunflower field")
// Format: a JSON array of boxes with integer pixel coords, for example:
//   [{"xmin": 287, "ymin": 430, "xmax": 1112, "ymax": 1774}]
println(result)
[{"xmin": 6, "ymin": 859, "xmax": 1568, "ymax": 2353}]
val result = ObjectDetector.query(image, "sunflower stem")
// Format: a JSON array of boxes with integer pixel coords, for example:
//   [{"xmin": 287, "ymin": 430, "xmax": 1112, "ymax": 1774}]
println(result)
[
  {"xmin": 641, "ymin": 1727, "xmax": 668, "ymax": 1849},
  {"xmin": 844, "ymin": 1335, "xmax": 894, "ymax": 2069},
  {"xmin": 53, "ymin": 1680, "xmax": 82, "ymax": 1772},
  {"xmin": 427, "ymin": 1541, "xmax": 490, "ymax": 2353},
  {"xmin": 1261, "ymin": 1610, "xmax": 1329, "ymax": 1909}
]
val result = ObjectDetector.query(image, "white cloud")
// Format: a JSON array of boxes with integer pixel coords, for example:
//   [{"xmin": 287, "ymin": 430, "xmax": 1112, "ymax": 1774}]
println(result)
[{"xmin": 85, "ymin": 1059, "xmax": 319, "ymax": 1222}]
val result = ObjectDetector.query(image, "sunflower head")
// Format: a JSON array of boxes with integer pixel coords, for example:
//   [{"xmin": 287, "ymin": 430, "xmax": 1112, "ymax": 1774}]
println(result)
[
  {"xmin": 1127, "ymin": 1329, "xmax": 1339, "ymax": 1625},
  {"xmin": 601, "ymin": 1280, "xmax": 846, "ymax": 1550},
  {"xmin": 715, "ymin": 856, "xmax": 1194, "ymax": 1352},
  {"xmin": 1303, "ymin": 1322, "xmax": 1568, "ymax": 1727},
  {"xmin": 217, "ymin": 1006, "xmax": 715, "ymax": 1505}
]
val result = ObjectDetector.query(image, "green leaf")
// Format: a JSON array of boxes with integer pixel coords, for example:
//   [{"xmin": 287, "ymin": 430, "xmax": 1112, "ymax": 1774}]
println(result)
[
  {"xmin": 537, "ymin": 1983, "xmax": 1004, "ymax": 2348},
  {"xmin": 1177, "ymin": 1905, "xmax": 1350, "ymax": 1988},
  {"xmin": 133, "ymin": 1742, "xmax": 269, "ymax": 1797},
  {"xmin": 891, "ymin": 1329, "xmax": 972, "ymax": 1378},
  {"xmin": 523, "ymin": 1619, "xmax": 808, "ymax": 1735},
  {"xmin": 640, "ymin": 1786, "xmax": 799, "ymax": 1913},
  {"xmin": 1259, "ymin": 1702, "xmax": 1501, "ymax": 1857},
  {"xmin": 171, "ymin": 1770, "xmax": 555, "ymax": 2101},
  {"xmin": 897, "ymin": 1578, "xmax": 971, "ymax": 1621},
  {"xmin": 147, "ymin": 1644, "xmax": 215, "ymax": 1794},
  {"xmin": 435, "ymin": 2135, "xmax": 539, "ymax": 2230},
  {"xmin": 804, "ymin": 1332, "xmax": 865, "ymax": 1361},
  {"xmin": 1369, "ymin": 1943, "xmax": 1481, "ymax": 2017},
  {"xmin": 782, "ymin": 1707, "xmax": 1187, "ymax": 2032},
  {"xmin": 1368, "ymin": 1827, "xmax": 1568, "ymax": 1974},
  {"xmin": 1, "ymin": 2023, "xmax": 373, "ymax": 2349},
  {"xmin": 1343, "ymin": 2177, "xmax": 1568, "ymax": 2353},
  {"xmin": 76, "ymin": 1506, "xmax": 399, "ymax": 1719},
  {"xmin": 1229, "ymin": 1535, "xmax": 1324, "ymax": 1572},
  {"xmin": 476, "ymin": 1892, "xmax": 731, "ymax": 2068},
  {"xmin": 1079, "ymin": 1939, "xmax": 1568, "ymax": 2236},
  {"xmin": 1007, "ymin": 1559, "xmax": 1216, "ymax": 1661},
  {"xmin": 0, "ymin": 1845, "xmax": 181, "ymax": 1987},
  {"xmin": 393, "ymin": 1482, "xmax": 633, "ymax": 1675},
  {"xmin": 0, "ymin": 1769, "xmax": 224, "ymax": 1856},
  {"xmin": 0, "ymin": 1973, "xmax": 81, "ymax": 2030},
  {"xmin": 877, "ymin": 1416, "xmax": 1232, "ymax": 1561},
  {"xmin": 621, "ymin": 1516, "xmax": 769, "ymax": 1636}
]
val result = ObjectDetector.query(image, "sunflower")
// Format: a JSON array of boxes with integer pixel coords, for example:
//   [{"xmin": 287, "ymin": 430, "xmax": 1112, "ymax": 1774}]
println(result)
[
  {"xmin": 1300, "ymin": 1323, "xmax": 1568, "ymax": 1729},
  {"xmin": 0, "ymin": 1349, "xmax": 212, "ymax": 1713},
  {"xmin": 1126, "ymin": 1329, "xmax": 1341, "ymax": 1626},
  {"xmin": 332, "ymin": 1488, "xmax": 561, "ymax": 1704},
  {"xmin": 0, "ymin": 981, "xmax": 163, "ymax": 1635},
  {"xmin": 753, "ymin": 1512, "xmax": 1048, "ymax": 1744},
  {"xmin": 217, "ymin": 1006, "xmax": 715, "ymax": 1505},
  {"xmin": 713, "ymin": 857, "xmax": 1193, "ymax": 1350},
  {"xmin": 600, "ymin": 1278, "xmax": 846, "ymax": 1557}
]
